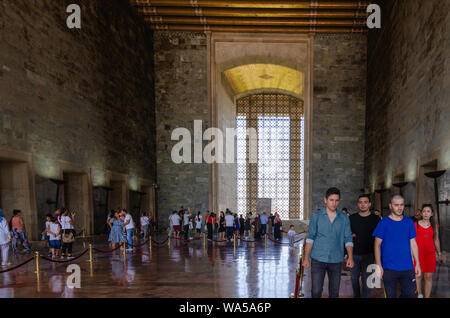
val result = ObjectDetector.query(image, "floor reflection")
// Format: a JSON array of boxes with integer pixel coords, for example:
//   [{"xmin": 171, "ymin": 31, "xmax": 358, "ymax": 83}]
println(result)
[{"xmin": 0, "ymin": 234, "xmax": 448, "ymax": 298}]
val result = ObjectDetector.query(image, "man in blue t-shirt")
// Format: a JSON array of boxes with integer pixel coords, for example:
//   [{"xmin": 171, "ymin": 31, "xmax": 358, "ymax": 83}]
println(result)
[{"xmin": 373, "ymin": 194, "xmax": 421, "ymax": 298}]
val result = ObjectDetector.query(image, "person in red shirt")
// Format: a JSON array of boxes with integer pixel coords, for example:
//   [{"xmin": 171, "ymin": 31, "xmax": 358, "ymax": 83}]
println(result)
[{"xmin": 414, "ymin": 204, "xmax": 444, "ymax": 298}]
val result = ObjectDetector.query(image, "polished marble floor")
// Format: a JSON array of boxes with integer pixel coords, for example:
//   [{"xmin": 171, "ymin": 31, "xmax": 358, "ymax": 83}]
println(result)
[{"xmin": 0, "ymin": 234, "xmax": 448, "ymax": 298}]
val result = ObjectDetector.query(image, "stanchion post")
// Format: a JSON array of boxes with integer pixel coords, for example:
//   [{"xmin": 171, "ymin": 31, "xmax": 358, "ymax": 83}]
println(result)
[
  {"xmin": 123, "ymin": 241, "xmax": 126, "ymax": 259},
  {"xmin": 233, "ymin": 234, "xmax": 236, "ymax": 249},
  {"xmin": 265, "ymin": 234, "xmax": 267, "ymax": 248},
  {"xmin": 34, "ymin": 251, "xmax": 40, "ymax": 274},
  {"xmin": 89, "ymin": 243, "xmax": 93, "ymax": 264},
  {"xmin": 168, "ymin": 232, "xmax": 171, "ymax": 249},
  {"xmin": 203, "ymin": 233, "xmax": 206, "ymax": 248},
  {"xmin": 149, "ymin": 235, "xmax": 152, "ymax": 250}
]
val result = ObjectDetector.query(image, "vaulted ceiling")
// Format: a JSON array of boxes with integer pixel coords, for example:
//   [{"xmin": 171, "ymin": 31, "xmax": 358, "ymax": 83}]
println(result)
[{"xmin": 130, "ymin": 0, "xmax": 370, "ymax": 33}]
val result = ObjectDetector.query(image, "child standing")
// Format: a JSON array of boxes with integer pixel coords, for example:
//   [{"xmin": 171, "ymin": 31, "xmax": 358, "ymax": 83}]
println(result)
[
  {"xmin": 188, "ymin": 217, "xmax": 194, "ymax": 239},
  {"xmin": 41, "ymin": 214, "xmax": 52, "ymax": 256},
  {"xmin": 48, "ymin": 217, "xmax": 62, "ymax": 258},
  {"xmin": 288, "ymin": 225, "xmax": 296, "ymax": 248}
]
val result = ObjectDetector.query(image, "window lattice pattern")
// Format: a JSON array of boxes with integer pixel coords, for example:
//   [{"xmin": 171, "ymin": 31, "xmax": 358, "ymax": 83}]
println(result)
[{"xmin": 236, "ymin": 94, "xmax": 304, "ymax": 220}]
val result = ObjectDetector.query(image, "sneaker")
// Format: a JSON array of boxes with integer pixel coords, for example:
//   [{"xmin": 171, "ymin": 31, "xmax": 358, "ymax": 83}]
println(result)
[
  {"xmin": 126, "ymin": 248, "xmax": 133, "ymax": 252},
  {"xmin": 417, "ymin": 294, "xmax": 424, "ymax": 298},
  {"xmin": 1, "ymin": 262, "xmax": 11, "ymax": 267}
]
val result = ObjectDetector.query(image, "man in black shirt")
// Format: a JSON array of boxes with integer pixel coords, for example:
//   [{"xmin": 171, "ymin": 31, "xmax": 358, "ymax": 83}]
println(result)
[{"xmin": 349, "ymin": 194, "xmax": 380, "ymax": 298}]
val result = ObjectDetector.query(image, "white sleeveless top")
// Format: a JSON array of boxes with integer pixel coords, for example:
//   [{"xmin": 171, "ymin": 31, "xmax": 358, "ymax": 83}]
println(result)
[{"xmin": 49, "ymin": 223, "xmax": 61, "ymax": 240}]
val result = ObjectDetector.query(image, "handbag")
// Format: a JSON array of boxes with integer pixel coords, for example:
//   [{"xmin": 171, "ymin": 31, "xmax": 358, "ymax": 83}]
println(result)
[{"xmin": 62, "ymin": 231, "xmax": 75, "ymax": 243}]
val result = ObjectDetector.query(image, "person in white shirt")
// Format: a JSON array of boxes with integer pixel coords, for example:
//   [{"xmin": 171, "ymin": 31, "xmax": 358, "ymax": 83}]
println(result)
[
  {"xmin": 195, "ymin": 212, "xmax": 202, "ymax": 239},
  {"xmin": 0, "ymin": 209, "xmax": 12, "ymax": 267},
  {"xmin": 225, "ymin": 211, "xmax": 235, "ymax": 240},
  {"xmin": 48, "ymin": 217, "xmax": 62, "ymax": 258},
  {"xmin": 121, "ymin": 209, "xmax": 135, "ymax": 251},
  {"xmin": 169, "ymin": 211, "xmax": 181, "ymax": 238},
  {"xmin": 140, "ymin": 213, "xmax": 149, "ymax": 239},
  {"xmin": 287, "ymin": 225, "xmax": 296, "ymax": 248},
  {"xmin": 60, "ymin": 209, "xmax": 75, "ymax": 258},
  {"xmin": 183, "ymin": 209, "xmax": 191, "ymax": 240},
  {"xmin": 41, "ymin": 214, "xmax": 53, "ymax": 256}
]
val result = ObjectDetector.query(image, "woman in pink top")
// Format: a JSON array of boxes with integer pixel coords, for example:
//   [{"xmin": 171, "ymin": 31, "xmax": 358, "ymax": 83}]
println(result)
[{"xmin": 11, "ymin": 209, "xmax": 31, "ymax": 253}]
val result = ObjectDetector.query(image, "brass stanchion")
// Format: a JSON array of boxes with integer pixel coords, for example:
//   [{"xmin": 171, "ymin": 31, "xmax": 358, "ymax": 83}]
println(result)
[
  {"xmin": 265, "ymin": 234, "xmax": 267, "ymax": 248},
  {"xmin": 34, "ymin": 251, "xmax": 40, "ymax": 274},
  {"xmin": 233, "ymin": 234, "xmax": 236, "ymax": 249},
  {"xmin": 203, "ymin": 233, "xmax": 206, "ymax": 248},
  {"xmin": 149, "ymin": 235, "xmax": 152, "ymax": 250},
  {"xmin": 89, "ymin": 244, "xmax": 93, "ymax": 264},
  {"xmin": 168, "ymin": 233, "xmax": 171, "ymax": 249},
  {"xmin": 123, "ymin": 241, "xmax": 126, "ymax": 259},
  {"xmin": 89, "ymin": 261, "xmax": 93, "ymax": 277}
]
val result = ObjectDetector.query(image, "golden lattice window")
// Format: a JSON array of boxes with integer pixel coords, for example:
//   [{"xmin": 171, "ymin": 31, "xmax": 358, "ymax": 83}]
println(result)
[{"xmin": 236, "ymin": 93, "xmax": 304, "ymax": 219}]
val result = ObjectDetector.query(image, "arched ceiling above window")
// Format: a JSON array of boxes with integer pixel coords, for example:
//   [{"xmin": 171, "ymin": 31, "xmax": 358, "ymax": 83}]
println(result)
[{"xmin": 224, "ymin": 64, "xmax": 303, "ymax": 97}]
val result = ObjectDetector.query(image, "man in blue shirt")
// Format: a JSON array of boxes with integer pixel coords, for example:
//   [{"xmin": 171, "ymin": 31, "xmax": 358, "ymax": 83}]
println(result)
[
  {"xmin": 260, "ymin": 213, "xmax": 268, "ymax": 236},
  {"xmin": 303, "ymin": 187, "xmax": 354, "ymax": 298},
  {"xmin": 373, "ymin": 194, "xmax": 421, "ymax": 298}
]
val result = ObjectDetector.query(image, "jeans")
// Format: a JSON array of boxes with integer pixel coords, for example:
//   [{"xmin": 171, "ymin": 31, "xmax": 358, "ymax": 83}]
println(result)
[
  {"xmin": 350, "ymin": 254, "xmax": 374, "ymax": 298},
  {"xmin": 261, "ymin": 224, "xmax": 266, "ymax": 236},
  {"xmin": 289, "ymin": 235, "xmax": 295, "ymax": 247},
  {"xmin": 207, "ymin": 223, "xmax": 213, "ymax": 239},
  {"xmin": 311, "ymin": 258, "xmax": 342, "ymax": 298},
  {"xmin": 184, "ymin": 225, "xmax": 189, "ymax": 240},
  {"xmin": 383, "ymin": 269, "xmax": 416, "ymax": 298},
  {"xmin": 142, "ymin": 225, "xmax": 149, "ymax": 238},
  {"xmin": 126, "ymin": 228, "xmax": 134, "ymax": 249},
  {"xmin": 226, "ymin": 227, "xmax": 234, "ymax": 239},
  {"xmin": 11, "ymin": 228, "xmax": 31, "ymax": 253}
]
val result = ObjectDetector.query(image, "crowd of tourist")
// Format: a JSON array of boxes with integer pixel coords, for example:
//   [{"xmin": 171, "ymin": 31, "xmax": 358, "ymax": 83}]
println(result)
[
  {"xmin": 0, "ymin": 188, "xmax": 445, "ymax": 299},
  {"xmin": 167, "ymin": 206, "xmax": 286, "ymax": 243}
]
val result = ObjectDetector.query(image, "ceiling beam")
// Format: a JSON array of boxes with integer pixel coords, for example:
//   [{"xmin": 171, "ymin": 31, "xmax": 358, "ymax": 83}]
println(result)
[
  {"xmin": 145, "ymin": 16, "xmax": 367, "ymax": 27},
  {"xmin": 150, "ymin": 24, "xmax": 367, "ymax": 33},
  {"xmin": 132, "ymin": 0, "xmax": 370, "ymax": 10},
  {"xmin": 138, "ymin": 7, "xmax": 369, "ymax": 18}
]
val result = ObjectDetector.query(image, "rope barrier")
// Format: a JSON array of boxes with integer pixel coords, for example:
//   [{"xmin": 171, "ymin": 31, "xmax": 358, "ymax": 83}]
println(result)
[
  {"xmin": 172, "ymin": 236, "xmax": 202, "ymax": 243},
  {"xmin": 207, "ymin": 238, "xmax": 228, "ymax": 243},
  {"xmin": 92, "ymin": 243, "xmax": 123, "ymax": 253},
  {"xmin": 125, "ymin": 239, "xmax": 149, "ymax": 249},
  {"xmin": 0, "ymin": 256, "xmax": 34, "ymax": 273},
  {"xmin": 239, "ymin": 236, "xmax": 263, "ymax": 242},
  {"xmin": 41, "ymin": 248, "xmax": 89, "ymax": 263},
  {"xmin": 151, "ymin": 237, "xmax": 169, "ymax": 245},
  {"xmin": 268, "ymin": 236, "xmax": 304, "ymax": 245}
]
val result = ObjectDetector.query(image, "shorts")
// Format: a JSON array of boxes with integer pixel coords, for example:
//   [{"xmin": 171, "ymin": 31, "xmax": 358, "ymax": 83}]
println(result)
[
  {"xmin": 49, "ymin": 240, "xmax": 61, "ymax": 249},
  {"xmin": 173, "ymin": 225, "xmax": 181, "ymax": 232},
  {"xmin": 196, "ymin": 228, "xmax": 201, "ymax": 233}
]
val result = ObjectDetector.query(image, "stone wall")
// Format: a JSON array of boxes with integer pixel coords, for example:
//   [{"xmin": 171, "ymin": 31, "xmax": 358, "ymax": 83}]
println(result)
[
  {"xmin": 153, "ymin": 31, "xmax": 209, "ymax": 227},
  {"xmin": 365, "ymin": 0, "xmax": 450, "ymax": 250},
  {"xmin": 154, "ymin": 31, "xmax": 367, "ymax": 221},
  {"xmin": 312, "ymin": 34, "xmax": 367, "ymax": 213},
  {"xmin": 0, "ymin": 0, "xmax": 156, "ymax": 182}
]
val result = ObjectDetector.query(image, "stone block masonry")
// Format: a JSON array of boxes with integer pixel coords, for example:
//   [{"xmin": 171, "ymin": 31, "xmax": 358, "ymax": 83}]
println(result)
[{"xmin": 0, "ymin": 0, "xmax": 156, "ymax": 182}]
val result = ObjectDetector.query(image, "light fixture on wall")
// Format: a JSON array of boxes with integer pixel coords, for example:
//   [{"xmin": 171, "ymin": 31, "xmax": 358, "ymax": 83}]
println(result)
[{"xmin": 424, "ymin": 170, "xmax": 447, "ymax": 245}]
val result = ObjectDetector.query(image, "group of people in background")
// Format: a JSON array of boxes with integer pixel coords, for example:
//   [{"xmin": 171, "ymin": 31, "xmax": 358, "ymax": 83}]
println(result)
[
  {"xmin": 303, "ymin": 187, "xmax": 444, "ymax": 298},
  {"xmin": 168, "ymin": 206, "xmax": 285, "ymax": 243},
  {"xmin": 42, "ymin": 208, "xmax": 76, "ymax": 259},
  {"xmin": 106, "ymin": 209, "xmax": 154, "ymax": 252}
]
